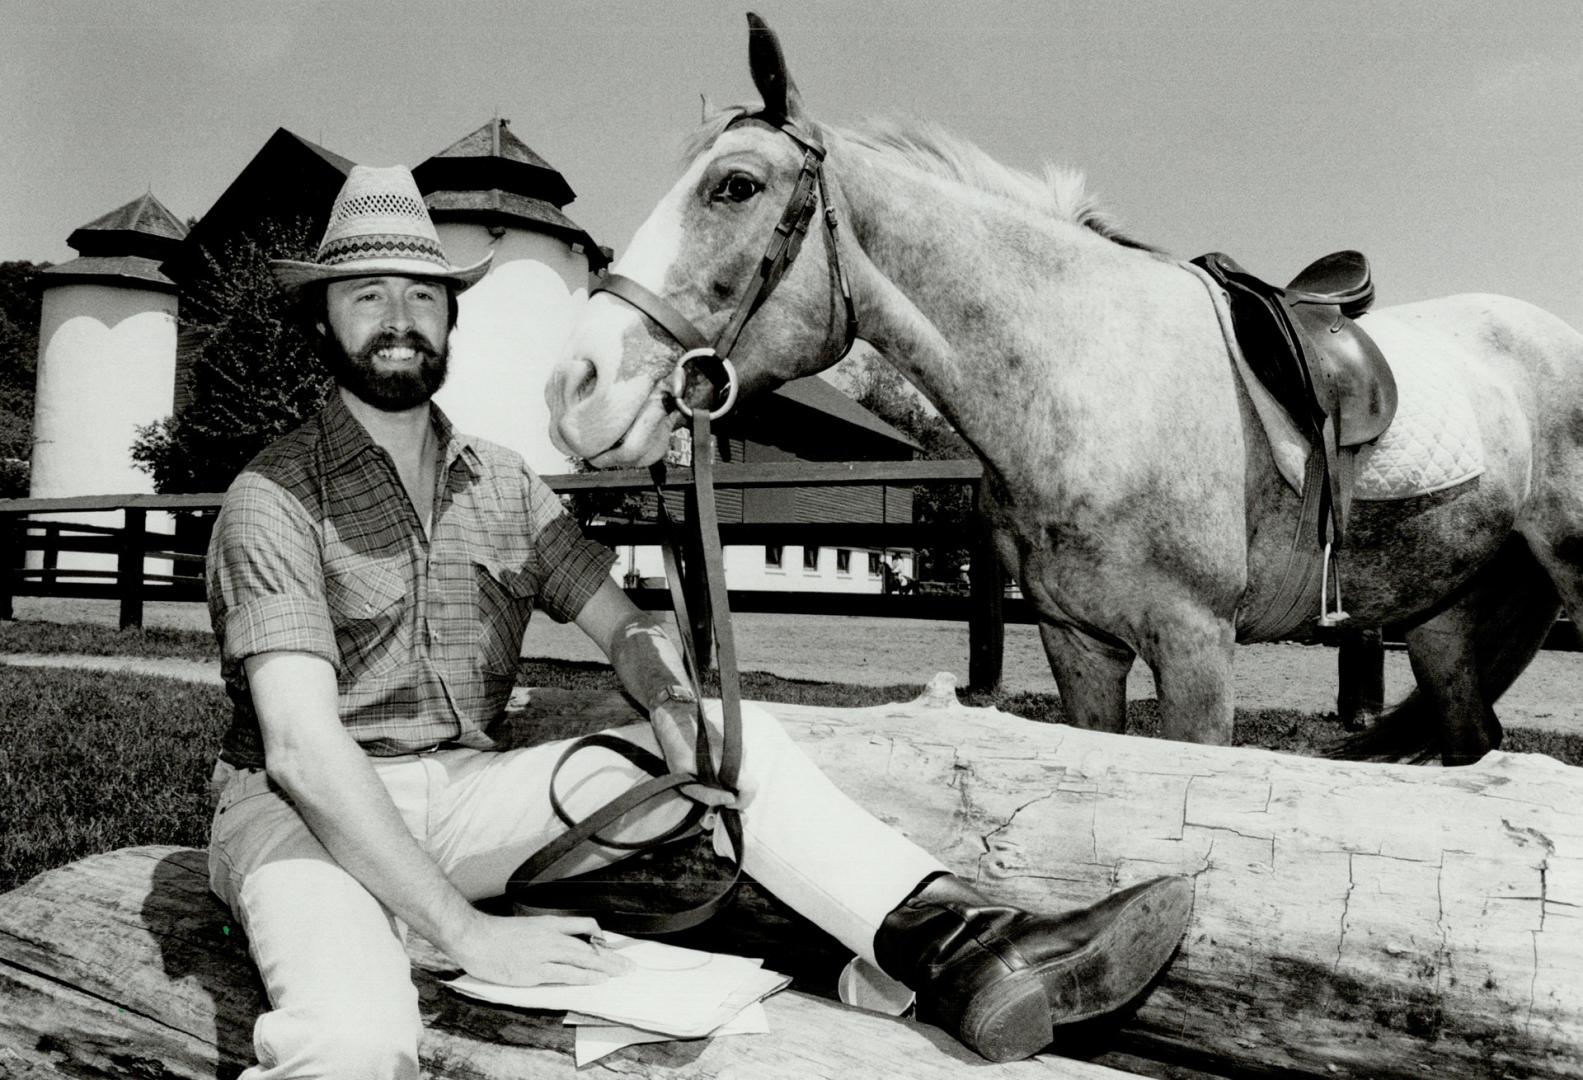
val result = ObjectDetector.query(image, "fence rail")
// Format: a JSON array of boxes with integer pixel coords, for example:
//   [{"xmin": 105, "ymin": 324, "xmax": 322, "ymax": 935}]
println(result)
[
  {"xmin": 0, "ymin": 460, "xmax": 1014, "ymax": 687},
  {"xmin": 2, "ymin": 464, "xmax": 1572, "ymax": 708}
]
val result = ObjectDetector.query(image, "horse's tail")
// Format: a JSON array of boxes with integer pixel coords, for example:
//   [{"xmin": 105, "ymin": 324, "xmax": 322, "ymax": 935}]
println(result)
[{"xmin": 1324, "ymin": 536, "xmax": 1560, "ymax": 762}]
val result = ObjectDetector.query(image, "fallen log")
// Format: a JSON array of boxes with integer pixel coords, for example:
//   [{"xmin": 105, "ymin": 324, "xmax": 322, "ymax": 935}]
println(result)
[
  {"xmin": 2, "ymin": 677, "xmax": 1579, "ymax": 1079},
  {"xmin": 514, "ymin": 676, "xmax": 1583, "ymax": 1079},
  {"xmin": 0, "ymin": 844, "xmax": 1140, "ymax": 1080}
]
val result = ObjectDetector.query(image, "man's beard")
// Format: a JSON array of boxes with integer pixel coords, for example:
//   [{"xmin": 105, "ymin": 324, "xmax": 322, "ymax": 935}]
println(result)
[{"xmin": 328, "ymin": 330, "xmax": 449, "ymax": 411}]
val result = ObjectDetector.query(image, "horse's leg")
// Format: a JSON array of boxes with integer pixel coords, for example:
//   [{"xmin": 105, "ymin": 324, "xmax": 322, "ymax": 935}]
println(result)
[
  {"xmin": 1329, "ymin": 536, "xmax": 1558, "ymax": 763},
  {"xmin": 1039, "ymin": 622, "xmax": 1134, "ymax": 733},
  {"xmin": 1403, "ymin": 532, "xmax": 1568, "ymax": 764},
  {"xmin": 1403, "ymin": 597, "xmax": 1494, "ymax": 767},
  {"xmin": 1519, "ymin": 524, "xmax": 1583, "ymax": 683},
  {"xmin": 1143, "ymin": 613, "xmax": 1237, "ymax": 745},
  {"xmin": 1461, "ymin": 535, "xmax": 1564, "ymax": 751}
]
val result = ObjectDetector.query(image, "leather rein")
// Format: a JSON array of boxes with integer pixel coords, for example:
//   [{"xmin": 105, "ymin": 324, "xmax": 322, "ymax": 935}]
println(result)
[{"xmin": 508, "ymin": 112, "xmax": 857, "ymax": 934}]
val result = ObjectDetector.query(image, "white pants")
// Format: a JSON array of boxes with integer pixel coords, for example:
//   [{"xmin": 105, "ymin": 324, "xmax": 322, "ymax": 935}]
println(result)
[{"xmin": 208, "ymin": 700, "xmax": 944, "ymax": 1080}]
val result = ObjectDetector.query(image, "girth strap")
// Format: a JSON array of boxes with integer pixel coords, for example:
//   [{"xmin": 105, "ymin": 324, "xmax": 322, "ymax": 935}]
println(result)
[{"xmin": 1184, "ymin": 260, "xmax": 1349, "ymax": 640}]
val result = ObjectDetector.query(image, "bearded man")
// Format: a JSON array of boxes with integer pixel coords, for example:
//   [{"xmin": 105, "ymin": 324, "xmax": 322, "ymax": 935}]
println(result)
[{"xmin": 203, "ymin": 164, "xmax": 1192, "ymax": 1078}]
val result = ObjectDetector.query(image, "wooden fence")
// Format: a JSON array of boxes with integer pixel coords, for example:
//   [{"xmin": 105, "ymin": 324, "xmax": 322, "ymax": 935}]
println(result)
[
  {"xmin": 1, "ymin": 463, "xmax": 1570, "ymax": 711},
  {"xmin": 0, "ymin": 461, "xmax": 1017, "ymax": 688}
]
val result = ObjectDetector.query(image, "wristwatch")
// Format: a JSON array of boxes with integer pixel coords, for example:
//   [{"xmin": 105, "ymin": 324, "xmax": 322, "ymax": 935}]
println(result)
[{"xmin": 650, "ymin": 684, "xmax": 699, "ymax": 712}]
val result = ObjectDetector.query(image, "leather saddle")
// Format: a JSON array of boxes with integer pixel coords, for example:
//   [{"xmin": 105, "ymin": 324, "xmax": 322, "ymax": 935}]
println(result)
[
  {"xmin": 1191, "ymin": 250, "xmax": 1396, "ymax": 540},
  {"xmin": 1191, "ymin": 250, "xmax": 1397, "ymax": 634}
]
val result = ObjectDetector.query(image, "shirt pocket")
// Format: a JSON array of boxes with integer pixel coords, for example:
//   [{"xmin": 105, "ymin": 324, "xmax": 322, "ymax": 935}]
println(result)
[{"xmin": 324, "ymin": 560, "xmax": 408, "ymax": 678}]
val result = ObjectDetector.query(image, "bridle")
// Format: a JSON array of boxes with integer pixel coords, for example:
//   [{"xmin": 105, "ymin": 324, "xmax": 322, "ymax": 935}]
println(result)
[
  {"xmin": 508, "ymin": 112, "xmax": 858, "ymax": 934},
  {"xmin": 589, "ymin": 111, "xmax": 859, "ymax": 422}
]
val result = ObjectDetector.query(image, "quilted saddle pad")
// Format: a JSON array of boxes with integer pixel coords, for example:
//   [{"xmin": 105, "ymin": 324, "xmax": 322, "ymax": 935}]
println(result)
[{"xmin": 1189, "ymin": 263, "xmax": 1485, "ymax": 501}]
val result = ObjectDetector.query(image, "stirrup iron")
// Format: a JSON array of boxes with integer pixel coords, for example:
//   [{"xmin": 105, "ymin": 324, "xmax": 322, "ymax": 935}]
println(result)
[{"xmin": 1318, "ymin": 541, "xmax": 1349, "ymax": 628}]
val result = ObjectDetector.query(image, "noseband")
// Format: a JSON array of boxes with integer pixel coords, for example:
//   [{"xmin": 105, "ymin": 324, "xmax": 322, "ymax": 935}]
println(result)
[{"xmin": 591, "ymin": 113, "xmax": 859, "ymax": 420}]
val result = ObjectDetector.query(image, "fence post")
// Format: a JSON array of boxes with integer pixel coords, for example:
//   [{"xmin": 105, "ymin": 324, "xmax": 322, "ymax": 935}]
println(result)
[
  {"xmin": 966, "ymin": 480, "xmax": 1005, "ymax": 693},
  {"xmin": 0, "ymin": 512, "xmax": 15, "ymax": 621},
  {"xmin": 1336, "ymin": 629, "xmax": 1385, "ymax": 731},
  {"xmin": 118, "ymin": 507, "xmax": 147, "ymax": 630},
  {"xmin": 42, "ymin": 523, "xmax": 58, "ymax": 586}
]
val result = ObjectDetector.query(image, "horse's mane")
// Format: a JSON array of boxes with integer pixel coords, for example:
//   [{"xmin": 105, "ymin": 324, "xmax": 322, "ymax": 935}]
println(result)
[{"xmin": 683, "ymin": 110, "xmax": 1160, "ymax": 252}]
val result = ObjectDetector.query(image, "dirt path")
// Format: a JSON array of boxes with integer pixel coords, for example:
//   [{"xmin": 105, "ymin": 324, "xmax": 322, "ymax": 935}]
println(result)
[{"xmin": 10, "ymin": 598, "xmax": 1583, "ymax": 735}]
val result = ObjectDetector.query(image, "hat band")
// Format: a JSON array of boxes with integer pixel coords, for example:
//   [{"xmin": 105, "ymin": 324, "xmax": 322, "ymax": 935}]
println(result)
[{"xmin": 318, "ymin": 233, "xmax": 450, "ymax": 269}]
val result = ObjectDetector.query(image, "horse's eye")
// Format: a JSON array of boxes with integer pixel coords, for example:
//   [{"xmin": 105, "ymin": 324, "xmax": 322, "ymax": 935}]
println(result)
[{"xmin": 712, "ymin": 174, "xmax": 762, "ymax": 204}]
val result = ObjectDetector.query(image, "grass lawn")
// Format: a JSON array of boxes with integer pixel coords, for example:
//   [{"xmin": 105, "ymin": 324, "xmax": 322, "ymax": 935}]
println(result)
[
  {"xmin": 0, "ymin": 618, "xmax": 218, "ymax": 661},
  {"xmin": 0, "ymin": 665, "xmax": 227, "ymax": 893},
  {"xmin": 5, "ymin": 635, "xmax": 1581, "ymax": 893}
]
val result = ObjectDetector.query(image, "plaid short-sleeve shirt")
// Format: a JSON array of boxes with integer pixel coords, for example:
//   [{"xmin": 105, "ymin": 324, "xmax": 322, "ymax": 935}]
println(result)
[{"xmin": 207, "ymin": 393, "xmax": 616, "ymax": 768}]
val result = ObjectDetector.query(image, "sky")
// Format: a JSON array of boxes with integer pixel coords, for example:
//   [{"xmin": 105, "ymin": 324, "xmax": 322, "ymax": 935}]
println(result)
[{"xmin": 4, "ymin": 0, "xmax": 1582, "ymax": 328}]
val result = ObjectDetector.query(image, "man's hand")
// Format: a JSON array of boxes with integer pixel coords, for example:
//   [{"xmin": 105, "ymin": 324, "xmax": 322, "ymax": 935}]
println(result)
[
  {"xmin": 450, "ymin": 912, "xmax": 633, "ymax": 987},
  {"xmin": 650, "ymin": 700, "xmax": 741, "ymax": 809}
]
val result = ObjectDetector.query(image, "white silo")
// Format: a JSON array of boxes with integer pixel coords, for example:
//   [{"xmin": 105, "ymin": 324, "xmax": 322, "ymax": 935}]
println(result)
[
  {"xmin": 30, "ymin": 193, "xmax": 186, "ymax": 576},
  {"xmin": 415, "ymin": 119, "xmax": 609, "ymax": 476}
]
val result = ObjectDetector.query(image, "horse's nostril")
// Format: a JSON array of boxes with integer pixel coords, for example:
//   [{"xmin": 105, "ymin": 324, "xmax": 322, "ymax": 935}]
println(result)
[{"xmin": 572, "ymin": 360, "xmax": 598, "ymax": 403}]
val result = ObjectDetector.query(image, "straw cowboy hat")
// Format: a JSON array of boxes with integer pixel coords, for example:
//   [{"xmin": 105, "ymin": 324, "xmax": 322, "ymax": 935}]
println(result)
[{"xmin": 270, "ymin": 165, "xmax": 491, "ymax": 293}]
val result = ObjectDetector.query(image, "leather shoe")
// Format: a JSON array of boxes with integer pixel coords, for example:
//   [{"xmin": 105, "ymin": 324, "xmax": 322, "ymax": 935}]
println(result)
[{"xmin": 874, "ymin": 873, "xmax": 1193, "ymax": 1062}]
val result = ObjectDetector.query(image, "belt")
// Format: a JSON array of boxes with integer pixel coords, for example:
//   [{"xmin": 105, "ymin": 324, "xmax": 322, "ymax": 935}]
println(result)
[{"xmin": 399, "ymin": 740, "xmax": 461, "ymax": 756}]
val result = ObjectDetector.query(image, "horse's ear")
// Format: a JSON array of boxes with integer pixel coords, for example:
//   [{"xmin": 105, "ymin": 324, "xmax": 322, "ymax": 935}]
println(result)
[{"xmin": 746, "ymin": 12, "xmax": 804, "ymax": 123}]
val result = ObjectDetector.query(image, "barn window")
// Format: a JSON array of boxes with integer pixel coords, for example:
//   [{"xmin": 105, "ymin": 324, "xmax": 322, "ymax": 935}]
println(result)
[
  {"xmin": 836, "ymin": 549, "xmax": 852, "ymax": 574},
  {"xmin": 765, "ymin": 545, "xmax": 783, "ymax": 568},
  {"xmin": 803, "ymin": 546, "xmax": 820, "ymax": 571}
]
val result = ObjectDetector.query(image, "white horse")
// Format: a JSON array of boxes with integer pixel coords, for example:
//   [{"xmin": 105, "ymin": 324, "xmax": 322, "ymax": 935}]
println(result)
[{"xmin": 548, "ymin": 16, "xmax": 1583, "ymax": 765}]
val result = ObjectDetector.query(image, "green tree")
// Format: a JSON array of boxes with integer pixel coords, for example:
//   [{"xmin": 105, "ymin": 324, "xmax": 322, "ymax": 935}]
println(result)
[
  {"xmin": 132, "ymin": 219, "xmax": 331, "ymax": 493},
  {"xmin": 838, "ymin": 351, "xmax": 976, "ymax": 584},
  {"xmin": 0, "ymin": 260, "xmax": 48, "ymax": 496}
]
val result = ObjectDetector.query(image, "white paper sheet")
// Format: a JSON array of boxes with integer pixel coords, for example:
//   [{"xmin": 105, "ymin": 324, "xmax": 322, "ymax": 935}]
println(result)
[
  {"xmin": 445, "ymin": 934, "xmax": 790, "ymax": 1039},
  {"xmin": 567, "ymin": 1002, "xmax": 770, "ymax": 1067}
]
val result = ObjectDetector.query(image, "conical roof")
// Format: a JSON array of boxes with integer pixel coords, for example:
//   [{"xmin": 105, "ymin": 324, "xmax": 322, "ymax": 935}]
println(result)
[
  {"xmin": 433, "ymin": 117, "xmax": 558, "ymax": 172},
  {"xmin": 66, "ymin": 192, "xmax": 188, "ymax": 258},
  {"xmin": 44, "ymin": 191, "xmax": 189, "ymax": 291},
  {"xmin": 414, "ymin": 118, "xmax": 577, "ymax": 208},
  {"xmin": 414, "ymin": 117, "xmax": 605, "ymax": 269}
]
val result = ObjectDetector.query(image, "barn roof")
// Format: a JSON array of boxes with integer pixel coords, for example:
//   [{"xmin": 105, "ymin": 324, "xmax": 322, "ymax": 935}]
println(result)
[
  {"xmin": 714, "ymin": 376, "xmax": 921, "ymax": 460},
  {"xmin": 772, "ymin": 377, "xmax": 922, "ymax": 451},
  {"xmin": 163, "ymin": 128, "xmax": 354, "ymax": 285}
]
